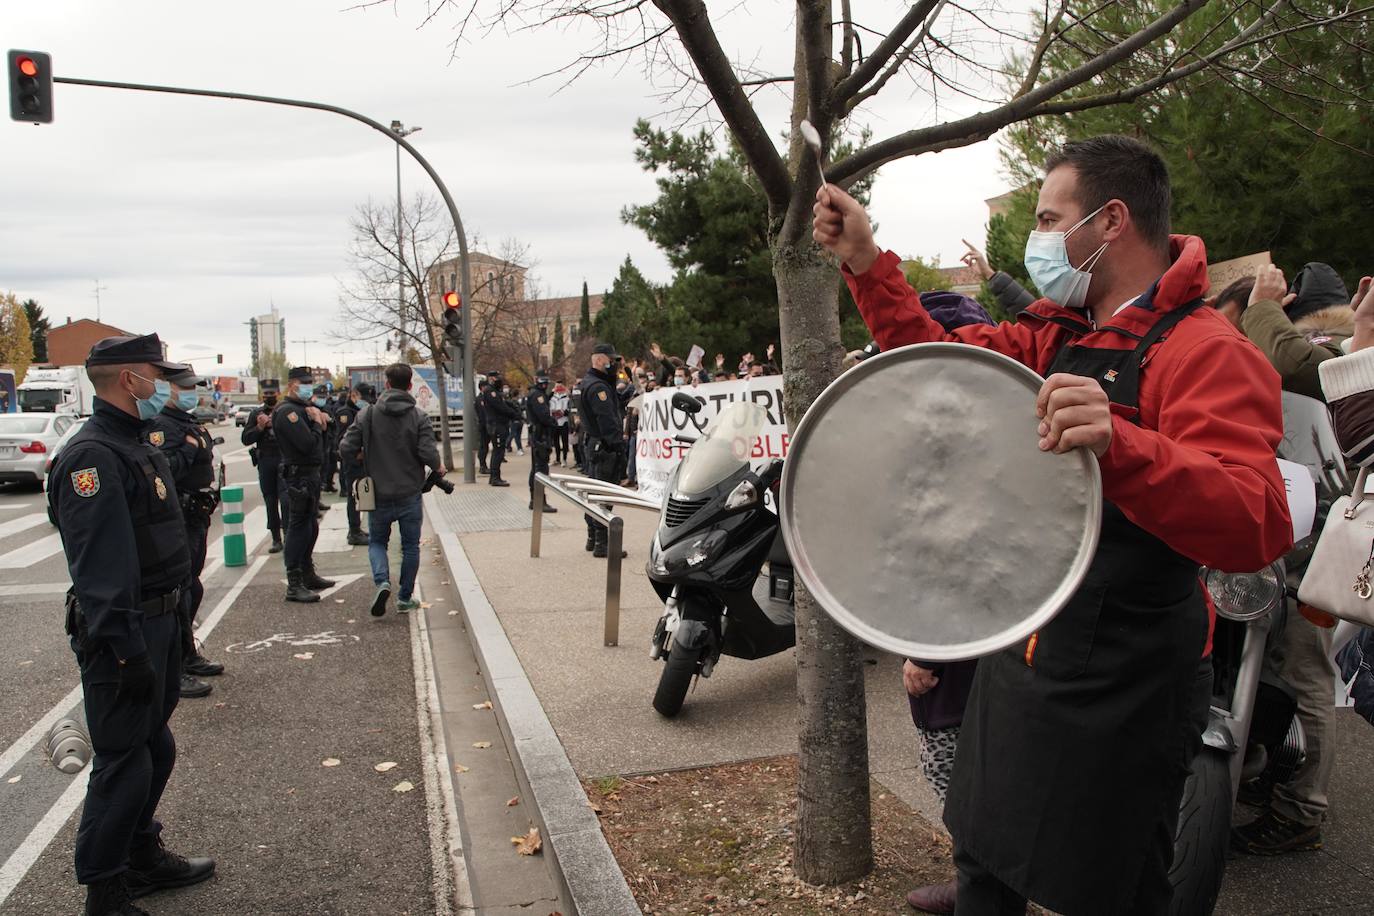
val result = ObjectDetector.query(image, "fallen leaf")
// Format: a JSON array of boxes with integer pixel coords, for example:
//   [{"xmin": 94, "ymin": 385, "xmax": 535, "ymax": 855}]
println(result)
[
  {"xmin": 511, "ymin": 826, "xmax": 542, "ymax": 856},
  {"xmin": 472, "ymin": 701, "xmax": 493, "ymax": 710},
  {"xmin": 393, "ymin": 780, "xmax": 415, "ymax": 793},
  {"xmin": 294, "ymin": 652, "xmax": 315, "ymax": 660},
  {"xmin": 420, "ymin": 601, "xmax": 432, "ymax": 609},
  {"xmin": 472, "ymin": 741, "xmax": 492, "ymax": 749},
  {"xmin": 447, "ymin": 610, "xmax": 459, "ymax": 616},
  {"xmin": 214, "ymin": 702, "xmax": 227, "ymax": 709},
  {"xmin": 7, "ymin": 774, "xmax": 21, "ymax": 784},
  {"xmin": 18, "ymin": 660, "xmax": 33, "ymax": 667},
  {"xmin": 334, "ymin": 599, "xmax": 345, "ymax": 604},
  {"xmin": 506, "ymin": 796, "xmax": 520, "ymax": 806},
  {"xmin": 347, "ymin": 619, "xmax": 356, "ymax": 623},
  {"xmin": 374, "ymin": 761, "xmax": 398, "ymax": 773},
  {"xmin": 454, "ymin": 764, "xmax": 470, "ymax": 773},
  {"xmin": 321, "ymin": 758, "xmax": 341, "ymax": 767}
]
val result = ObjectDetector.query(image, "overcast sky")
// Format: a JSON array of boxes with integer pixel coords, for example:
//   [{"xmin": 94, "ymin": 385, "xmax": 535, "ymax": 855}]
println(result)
[{"xmin": 1, "ymin": 1, "xmax": 1016, "ymax": 376}]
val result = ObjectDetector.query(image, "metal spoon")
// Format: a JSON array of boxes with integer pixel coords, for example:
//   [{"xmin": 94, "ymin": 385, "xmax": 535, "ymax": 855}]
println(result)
[{"xmin": 799, "ymin": 119, "xmax": 827, "ymax": 188}]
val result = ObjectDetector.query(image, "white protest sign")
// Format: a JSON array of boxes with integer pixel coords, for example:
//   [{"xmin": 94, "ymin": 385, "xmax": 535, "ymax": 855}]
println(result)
[
  {"xmin": 1277, "ymin": 457, "xmax": 1316, "ymax": 542},
  {"xmin": 687, "ymin": 345, "xmax": 705, "ymax": 369},
  {"xmin": 635, "ymin": 376, "xmax": 788, "ymax": 506}
]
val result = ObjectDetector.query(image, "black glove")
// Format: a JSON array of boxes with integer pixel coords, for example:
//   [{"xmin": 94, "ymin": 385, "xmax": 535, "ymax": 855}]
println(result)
[{"xmin": 116, "ymin": 653, "xmax": 157, "ymax": 705}]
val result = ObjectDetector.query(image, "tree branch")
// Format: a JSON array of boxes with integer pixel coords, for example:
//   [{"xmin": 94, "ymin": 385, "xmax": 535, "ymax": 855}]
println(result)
[
  {"xmin": 651, "ymin": 0, "xmax": 791, "ymax": 208},
  {"xmin": 833, "ymin": 0, "xmax": 942, "ymax": 103},
  {"xmin": 839, "ymin": 0, "xmax": 855, "ymax": 76},
  {"xmin": 846, "ymin": 0, "xmax": 951, "ymax": 113},
  {"xmin": 1015, "ymin": 0, "xmax": 1070, "ymax": 98}
]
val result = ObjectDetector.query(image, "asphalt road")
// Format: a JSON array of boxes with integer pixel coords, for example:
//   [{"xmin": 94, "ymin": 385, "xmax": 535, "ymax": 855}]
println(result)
[{"xmin": 0, "ymin": 425, "xmax": 455, "ymax": 915}]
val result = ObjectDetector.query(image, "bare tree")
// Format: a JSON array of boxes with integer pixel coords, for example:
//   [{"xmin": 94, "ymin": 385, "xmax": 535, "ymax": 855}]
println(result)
[{"xmin": 364, "ymin": 0, "xmax": 1374, "ymax": 883}]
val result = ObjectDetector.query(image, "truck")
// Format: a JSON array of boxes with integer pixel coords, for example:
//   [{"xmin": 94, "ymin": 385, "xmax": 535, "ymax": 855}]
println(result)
[
  {"xmin": 348, "ymin": 363, "xmax": 463, "ymax": 438},
  {"xmin": 18, "ymin": 366, "xmax": 96, "ymax": 416}
]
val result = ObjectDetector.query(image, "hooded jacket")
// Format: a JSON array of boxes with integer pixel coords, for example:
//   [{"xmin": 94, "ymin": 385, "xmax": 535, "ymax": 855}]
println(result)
[
  {"xmin": 1243, "ymin": 297, "xmax": 1354, "ymax": 401},
  {"xmin": 339, "ymin": 388, "xmax": 440, "ymax": 503},
  {"xmin": 844, "ymin": 235, "xmax": 1292, "ymax": 576}
]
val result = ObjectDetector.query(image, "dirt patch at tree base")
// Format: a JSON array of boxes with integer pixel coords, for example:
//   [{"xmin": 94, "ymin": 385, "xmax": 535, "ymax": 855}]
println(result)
[{"xmin": 584, "ymin": 755, "xmax": 958, "ymax": 915}]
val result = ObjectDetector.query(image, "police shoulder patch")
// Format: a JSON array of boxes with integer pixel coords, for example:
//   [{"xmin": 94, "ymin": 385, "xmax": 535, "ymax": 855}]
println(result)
[
  {"xmin": 149, "ymin": 430, "xmax": 165, "ymax": 447},
  {"xmin": 288, "ymin": 411, "xmax": 299, "ymax": 423},
  {"xmin": 155, "ymin": 477, "xmax": 168, "ymax": 500},
  {"xmin": 71, "ymin": 468, "xmax": 100, "ymax": 498},
  {"xmin": 598, "ymin": 391, "xmax": 607, "ymax": 401},
  {"xmin": 340, "ymin": 414, "xmax": 350, "ymax": 424},
  {"xmin": 536, "ymin": 396, "xmax": 545, "ymax": 404}
]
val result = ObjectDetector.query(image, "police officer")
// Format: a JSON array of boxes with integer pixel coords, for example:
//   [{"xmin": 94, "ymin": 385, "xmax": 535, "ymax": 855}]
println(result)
[
  {"xmin": 241, "ymin": 380, "xmax": 288, "ymax": 553},
  {"xmin": 272, "ymin": 367, "xmax": 337, "ymax": 602},
  {"xmin": 321, "ymin": 383, "xmax": 340, "ymax": 493},
  {"xmin": 478, "ymin": 370, "xmax": 518, "ymax": 487},
  {"xmin": 335, "ymin": 384, "xmax": 368, "ymax": 546},
  {"xmin": 580, "ymin": 343, "xmax": 628, "ymax": 558},
  {"xmin": 50, "ymin": 334, "xmax": 215, "ymax": 916},
  {"xmin": 146, "ymin": 366, "xmax": 223, "ymax": 699},
  {"xmin": 524, "ymin": 373, "xmax": 559, "ymax": 513},
  {"xmin": 475, "ymin": 376, "xmax": 492, "ymax": 475}
]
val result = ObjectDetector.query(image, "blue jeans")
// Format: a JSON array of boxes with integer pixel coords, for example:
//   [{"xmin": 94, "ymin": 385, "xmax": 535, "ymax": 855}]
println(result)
[{"xmin": 368, "ymin": 495, "xmax": 423, "ymax": 600}]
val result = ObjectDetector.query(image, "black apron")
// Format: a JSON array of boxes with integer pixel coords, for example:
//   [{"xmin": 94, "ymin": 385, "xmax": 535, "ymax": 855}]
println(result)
[{"xmin": 944, "ymin": 300, "xmax": 1210, "ymax": 915}]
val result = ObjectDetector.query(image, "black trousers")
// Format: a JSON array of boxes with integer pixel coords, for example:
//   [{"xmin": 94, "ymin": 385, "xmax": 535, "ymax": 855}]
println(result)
[
  {"xmin": 528, "ymin": 433, "xmax": 552, "ymax": 496},
  {"xmin": 181, "ymin": 518, "xmax": 209, "ymax": 660},
  {"xmin": 74, "ymin": 611, "xmax": 180, "ymax": 884},
  {"xmin": 478, "ymin": 422, "xmax": 492, "ymax": 470},
  {"xmin": 340, "ymin": 461, "xmax": 361, "ymax": 533},
  {"xmin": 323, "ymin": 443, "xmax": 338, "ymax": 489},
  {"xmin": 258, "ymin": 455, "xmax": 287, "ymax": 539},
  {"xmin": 583, "ymin": 443, "xmax": 620, "ymax": 539},
  {"xmin": 488, "ymin": 426, "xmax": 509, "ymax": 481},
  {"xmin": 554, "ymin": 425, "xmax": 569, "ymax": 461},
  {"xmin": 283, "ymin": 471, "xmax": 322, "ymax": 570}
]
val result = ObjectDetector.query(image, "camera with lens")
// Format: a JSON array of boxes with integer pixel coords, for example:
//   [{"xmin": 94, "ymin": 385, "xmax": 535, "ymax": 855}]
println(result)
[{"xmin": 423, "ymin": 469, "xmax": 455, "ymax": 495}]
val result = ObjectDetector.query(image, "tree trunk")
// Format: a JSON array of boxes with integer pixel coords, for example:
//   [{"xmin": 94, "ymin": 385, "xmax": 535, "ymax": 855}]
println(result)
[{"xmin": 774, "ymin": 239, "xmax": 873, "ymax": 884}]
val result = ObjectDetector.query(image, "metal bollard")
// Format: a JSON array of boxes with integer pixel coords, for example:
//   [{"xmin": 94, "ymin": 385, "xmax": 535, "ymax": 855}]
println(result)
[
  {"xmin": 47, "ymin": 717, "xmax": 92, "ymax": 774},
  {"xmin": 221, "ymin": 485, "xmax": 246, "ymax": 567}
]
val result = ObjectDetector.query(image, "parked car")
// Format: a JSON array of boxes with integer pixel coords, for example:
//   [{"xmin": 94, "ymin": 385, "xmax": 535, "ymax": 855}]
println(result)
[
  {"xmin": 44, "ymin": 417, "xmax": 89, "ymax": 524},
  {"xmin": 192, "ymin": 406, "xmax": 220, "ymax": 424},
  {"xmin": 0, "ymin": 413, "xmax": 78, "ymax": 489}
]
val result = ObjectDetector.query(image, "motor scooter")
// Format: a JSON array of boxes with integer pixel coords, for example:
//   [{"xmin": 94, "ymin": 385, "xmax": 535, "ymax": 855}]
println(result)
[{"xmin": 646, "ymin": 393, "xmax": 795, "ymax": 717}]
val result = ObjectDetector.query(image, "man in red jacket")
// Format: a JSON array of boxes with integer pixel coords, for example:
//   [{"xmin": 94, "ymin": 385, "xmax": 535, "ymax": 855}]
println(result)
[{"xmin": 814, "ymin": 135, "xmax": 1292, "ymax": 915}]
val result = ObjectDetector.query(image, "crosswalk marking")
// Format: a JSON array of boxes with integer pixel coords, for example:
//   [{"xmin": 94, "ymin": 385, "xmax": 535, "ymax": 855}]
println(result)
[
  {"xmin": 0, "ymin": 512, "xmax": 46, "ymax": 540},
  {"xmin": 0, "ymin": 582, "xmax": 70, "ymax": 597},
  {"xmin": 0, "ymin": 533, "xmax": 62, "ymax": 569}
]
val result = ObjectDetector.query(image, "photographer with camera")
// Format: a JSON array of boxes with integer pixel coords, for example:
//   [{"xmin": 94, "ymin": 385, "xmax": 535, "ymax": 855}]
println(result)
[{"xmin": 340, "ymin": 363, "xmax": 443, "ymax": 618}]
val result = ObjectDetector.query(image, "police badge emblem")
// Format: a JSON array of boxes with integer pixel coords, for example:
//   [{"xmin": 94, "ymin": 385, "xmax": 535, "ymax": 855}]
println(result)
[
  {"xmin": 149, "ymin": 430, "xmax": 165, "ymax": 446},
  {"xmin": 71, "ymin": 468, "xmax": 100, "ymax": 498},
  {"xmin": 154, "ymin": 477, "xmax": 168, "ymax": 500},
  {"xmin": 598, "ymin": 391, "xmax": 607, "ymax": 401}
]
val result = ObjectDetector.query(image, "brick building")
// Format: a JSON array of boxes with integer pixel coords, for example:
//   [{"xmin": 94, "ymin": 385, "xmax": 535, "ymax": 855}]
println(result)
[{"xmin": 45, "ymin": 318, "xmax": 135, "ymax": 367}]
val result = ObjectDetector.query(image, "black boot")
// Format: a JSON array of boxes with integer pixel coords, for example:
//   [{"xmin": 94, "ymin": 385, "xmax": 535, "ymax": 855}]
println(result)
[
  {"xmin": 268, "ymin": 534, "xmax": 284, "ymax": 554},
  {"xmin": 184, "ymin": 652, "xmax": 224, "ymax": 677},
  {"xmin": 346, "ymin": 529, "xmax": 369, "ymax": 546},
  {"xmin": 179, "ymin": 672, "xmax": 212, "ymax": 698},
  {"xmin": 490, "ymin": 476, "xmax": 510, "ymax": 487},
  {"xmin": 127, "ymin": 836, "xmax": 216, "ymax": 899},
  {"xmin": 529, "ymin": 501, "xmax": 558, "ymax": 513},
  {"xmin": 302, "ymin": 563, "xmax": 336, "ymax": 590},
  {"xmin": 585, "ymin": 533, "xmax": 596, "ymax": 552},
  {"xmin": 592, "ymin": 530, "xmax": 627, "ymax": 560},
  {"xmin": 84, "ymin": 876, "xmax": 150, "ymax": 916},
  {"xmin": 285, "ymin": 569, "xmax": 321, "ymax": 603}
]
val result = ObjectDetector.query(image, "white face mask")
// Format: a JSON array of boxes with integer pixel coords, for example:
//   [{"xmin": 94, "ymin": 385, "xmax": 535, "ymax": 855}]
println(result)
[{"xmin": 1023, "ymin": 205, "xmax": 1109, "ymax": 310}]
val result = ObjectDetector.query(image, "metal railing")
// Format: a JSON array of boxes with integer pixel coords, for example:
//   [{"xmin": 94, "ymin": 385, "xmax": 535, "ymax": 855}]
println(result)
[{"xmin": 530, "ymin": 472, "xmax": 662, "ymax": 646}]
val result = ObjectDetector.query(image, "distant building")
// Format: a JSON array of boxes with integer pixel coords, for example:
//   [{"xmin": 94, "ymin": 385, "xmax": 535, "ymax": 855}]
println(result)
[
  {"xmin": 528, "ymin": 293, "xmax": 604, "ymax": 365},
  {"xmin": 249, "ymin": 306, "xmax": 286, "ymax": 374},
  {"xmin": 310, "ymin": 367, "xmax": 333, "ymax": 387},
  {"xmin": 937, "ymin": 264, "xmax": 983, "ymax": 297},
  {"xmin": 425, "ymin": 252, "xmax": 528, "ymax": 319},
  {"xmin": 46, "ymin": 318, "xmax": 135, "ymax": 367}
]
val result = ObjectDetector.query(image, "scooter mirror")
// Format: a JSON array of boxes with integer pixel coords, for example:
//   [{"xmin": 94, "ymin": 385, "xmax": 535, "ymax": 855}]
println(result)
[{"xmin": 671, "ymin": 391, "xmax": 704, "ymax": 414}]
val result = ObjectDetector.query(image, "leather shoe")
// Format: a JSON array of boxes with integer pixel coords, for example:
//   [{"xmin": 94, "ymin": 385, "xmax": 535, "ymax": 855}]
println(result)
[
  {"xmin": 302, "ymin": 566, "xmax": 336, "ymax": 590},
  {"xmin": 184, "ymin": 653, "xmax": 224, "ymax": 677},
  {"xmin": 528, "ymin": 501, "xmax": 558, "ymax": 513},
  {"xmin": 346, "ymin": 530, "xmax": 369, "ymax": 546},
  {"xmin": 585, "ymin": 535, "xmax": 596, "ymax": 552},
  {"xmin": 268, "ymin": 538, "xmax": 284, "ymax": 554},
  {"xmin": 126, "ymin": 842, "xmax": 216, "ymax": 899},
  {"xmin": 490, "ymin": 478, "xmax": 510, "ymax": 487},
  {"xmin": 905, "ymin": 880, "xmax": 957, "ymax": 914},
  {"xmin": 179, "ymin": 673, "xmax": 212, "ymax": 699}
]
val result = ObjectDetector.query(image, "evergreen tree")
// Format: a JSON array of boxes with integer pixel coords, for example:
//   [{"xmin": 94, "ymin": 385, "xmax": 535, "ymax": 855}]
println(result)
[
  {"xmin": 551, "ymin": 313, "xmax": 565, "ymax": 364},
  {"xmin": 22, "ymin": 299, "xmax": 49, "ymax": 363},
  {"xmin": 593, "ymin": 256, "xmax": 664, "ymax": 359},
  {"xmin": 579, "ymin": 281, "xmax": 590, "ymax": 337}
]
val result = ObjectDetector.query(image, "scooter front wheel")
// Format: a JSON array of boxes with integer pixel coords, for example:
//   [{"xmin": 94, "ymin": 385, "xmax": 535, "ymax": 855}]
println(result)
[
  {"xmin": 1168, "ymin": 748, "xmax": 1232, "ymax": 916},
  {"xmin": 653, "ymin": 640, "xmax": 701, "ymax": 718}
]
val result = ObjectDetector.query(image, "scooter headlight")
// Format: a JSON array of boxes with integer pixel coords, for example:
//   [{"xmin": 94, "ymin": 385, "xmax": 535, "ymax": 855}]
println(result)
[
  {"xmin": 724, "ymin": 478, "xmax": 760, "ymax": 511},
  {"xmin": 1205, "ymin": 563, "xmax": 1284, "ymax": 622}
]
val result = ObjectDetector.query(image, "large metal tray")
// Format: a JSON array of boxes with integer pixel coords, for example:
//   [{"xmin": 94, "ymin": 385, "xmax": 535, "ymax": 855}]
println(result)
[{"xmin": 779, "ymin": 342, "xmax": 1102, "ymax": 661}]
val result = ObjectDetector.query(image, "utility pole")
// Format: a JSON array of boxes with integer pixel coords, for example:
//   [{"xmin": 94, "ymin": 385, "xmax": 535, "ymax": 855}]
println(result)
[
  {"xmin": 296, "ymin": 338, "xmax": 320, "ymax": 365},
  {"xmin": 390, "ymin": 120, "xmax": 421, "ymax": 338},
  {"xmin": 92, "ymin": 279, "xmax": 108, "ymax": 322}
]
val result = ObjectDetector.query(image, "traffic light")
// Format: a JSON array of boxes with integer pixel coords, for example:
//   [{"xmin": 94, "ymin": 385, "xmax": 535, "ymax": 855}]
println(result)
[
  {"xmin": 8, "ymin": 50, "xmax": 52, "ymax": 124},
  {"xmin": 442, "ymin": 291, "xmax": 463, "ymax": 346},
  {"xmin": 216, "ymin": 354, "xmax": 223, "ymax": 364}
]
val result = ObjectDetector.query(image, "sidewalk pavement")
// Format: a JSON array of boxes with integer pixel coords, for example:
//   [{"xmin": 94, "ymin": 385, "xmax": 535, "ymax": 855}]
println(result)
[{"xmin": 432, "ymin": 447, "xmax": 1374, "ymax": 916}]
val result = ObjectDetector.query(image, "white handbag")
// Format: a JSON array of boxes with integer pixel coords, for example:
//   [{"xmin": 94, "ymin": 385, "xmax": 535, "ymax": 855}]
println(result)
[
  {"xmin": 1298, "ymin": 467, "xmax": 1374, "ymax": 625},
  {"xmin": 352, "ymin": 408, "xmax": 376, "ymax": 512}
]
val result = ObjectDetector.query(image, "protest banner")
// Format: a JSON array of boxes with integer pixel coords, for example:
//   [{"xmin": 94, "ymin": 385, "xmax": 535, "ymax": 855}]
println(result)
[
  {"xmin": 635, "ymin": 376, "xmax": 788, "ymax": 507},
  {"xmin": 1206, "ymin": 251, "xmax": 1271, "ymax": 295}
]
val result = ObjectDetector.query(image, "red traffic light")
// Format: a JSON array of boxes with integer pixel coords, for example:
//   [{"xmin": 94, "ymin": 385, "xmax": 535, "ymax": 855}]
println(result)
[
  {"xmin": 17, "ymin": 57, "xmax": 37, "ymax": 77},
  {"xmin": 442, "ymin": 291, "xmax": 461, "ymax": 309}
]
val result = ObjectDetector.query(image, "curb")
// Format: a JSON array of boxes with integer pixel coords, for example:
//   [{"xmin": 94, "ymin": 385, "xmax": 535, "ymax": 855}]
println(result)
[{"xmin": 428, "ymin": 508, "xmax": 641, "ymax": 916}]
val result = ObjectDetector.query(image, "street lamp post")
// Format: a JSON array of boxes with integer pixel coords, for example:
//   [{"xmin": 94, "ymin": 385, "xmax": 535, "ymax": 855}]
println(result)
[
  {"xmin": 296, "ymin": 338, "xmax": 321, "ymax": 366},
  {"xmin": 389, "ymin": 121, "xmax": 421, "ymax": 337}
]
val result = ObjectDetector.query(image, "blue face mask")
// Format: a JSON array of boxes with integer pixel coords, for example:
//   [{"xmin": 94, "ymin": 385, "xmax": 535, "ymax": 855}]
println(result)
[
  {"xmin": 176, "ymin": 391, "xmax": 199, "ymax": 412},
  {"xmin": 131, "ymin": 373, "xmax": 172, "ymax": 421},
  {"xmin": 1023, "ymin": 205, "xmax": 1108, "ymax": 310},
  {"xmin": 312, "ymin": 396, "xmax": 326, "ymax": 408},
  {"xmin": 297, "ymin": 383, "xmax": 314, "ymax": 400}
]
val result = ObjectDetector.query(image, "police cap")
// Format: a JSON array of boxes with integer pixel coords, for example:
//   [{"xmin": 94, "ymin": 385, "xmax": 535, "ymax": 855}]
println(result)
[
  {"xmin": 288, "ymin": 366, "xmax": 313, "ymax": 382},
  {"xmin": 260, "ymin": 378, "xmax": 280, "ymax": 392},
  {"xmin": 85, "ymin": 333, "xmax": 183, "ymax": 371},
  {"xmin": 165, "ymin": 366, "xmax": 210, "ymax": 387},
  {"xmin": 592, "ymin": 342, "xmax": 621, "ymax": 359}
]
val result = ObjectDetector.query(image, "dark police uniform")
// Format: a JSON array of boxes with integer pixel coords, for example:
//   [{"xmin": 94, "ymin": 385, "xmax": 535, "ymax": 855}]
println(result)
[
  {"xmin": 334, "ymin": 392, "xmax": 366, "ymax": 541},
  {"xmin": 271, "ymin": 369, "xmax": 335, "ymax": 600},
  {"xmin": 145, "ymin": 379, "xmax": 222, "ymax": 695},
  {"xmin": 240, "ymin": 381, "xmax": 287, "ymax": 551},
  {"xmin": 524, "ymin": 380, "xmax": 558, "ymax": 511},
  {"xmin": 48, "ymin": 333, "xmax": 214, "ymax": 910},
  {"xmin": 475, "ymin": 379, "xmax": 491, "ymax": 473},
  {"xmin": 478, "ymin": 375, "xmax": 519, "ymax": 486},
  {"xmin": 579, "ymin": 353, "xmax": 625, "ymax": 555},
  {"xmin": 321, "ymin": 391, "xmax": 340, "ymax": 492}
]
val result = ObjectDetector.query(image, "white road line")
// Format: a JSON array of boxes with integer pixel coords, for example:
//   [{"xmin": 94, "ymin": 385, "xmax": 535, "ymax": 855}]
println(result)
[
  {"xmin": 410, "ymin": 584, "xmax": 473, "ymax": 915},
  {"xmin": 0, "ymin": 533, "xmax": 62, "ymax": 569},
  {"xmin": 0, "ymin": 582, "xmax": 70, "ymax": 597},
  {"xmin": 0, "ymin": 555, "xmax": 270, "ymax": 906},
  {"xmin": 201, "ymin": 505, "xmax": 267, "ymax": 581},
  {"xmin": 0, "ymin": 513, "xmax": 45, "ymax": 539},
  {"xmin": 316, "ymin": 574, "xmax": 364, "ymax": 601},
  {"xmin": 0, "ymin": 502, "xmax": 37, "ymax": 511}
]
